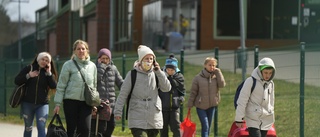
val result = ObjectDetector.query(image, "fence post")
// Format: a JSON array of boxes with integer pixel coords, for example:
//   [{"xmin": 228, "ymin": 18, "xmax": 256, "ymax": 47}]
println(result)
[
  {"xmin": 300, "ymin": 42, "xmax": 305, "ymax": 137},
  {"xmin": 254, "ymin": 45, "xmax": 259, "ymax": 68},
  {"xmin": 180, "ymin": 49, "xmax": 184, "ymax": 122},
  {"xmin": 122, "ymin": 54, "xmax": 126, "ymax": 131},
  {"xmin": 214, "ymin": 47, "xmax": 219, "ymax": 137}
]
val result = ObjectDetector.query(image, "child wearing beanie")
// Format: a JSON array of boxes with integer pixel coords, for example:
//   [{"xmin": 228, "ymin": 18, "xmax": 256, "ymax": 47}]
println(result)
[
  {"xmin": 164, "ymin": 54, "xmax": 180, "ymax": 73},
  {"xmin": 159, "ymin": 54, "xmax": 186, "ymax": 137}
]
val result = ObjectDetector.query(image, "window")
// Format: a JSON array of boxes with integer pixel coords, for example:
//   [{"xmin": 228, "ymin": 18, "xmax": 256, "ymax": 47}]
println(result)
[{"xmin": 215, "ymin": 0, "xmax": 240, "ymax": 38}]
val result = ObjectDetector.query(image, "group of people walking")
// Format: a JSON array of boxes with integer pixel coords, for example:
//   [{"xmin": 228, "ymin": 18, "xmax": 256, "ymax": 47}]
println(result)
[{"xmin": 15, "ymin": 39, "xmax": 276, "ymax": 137}]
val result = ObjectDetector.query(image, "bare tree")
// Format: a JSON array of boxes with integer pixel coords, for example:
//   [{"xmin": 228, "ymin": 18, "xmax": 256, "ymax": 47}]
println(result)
[{"xmin": 1, "ymin": 2, "xmax": 18, "ymax": 44}]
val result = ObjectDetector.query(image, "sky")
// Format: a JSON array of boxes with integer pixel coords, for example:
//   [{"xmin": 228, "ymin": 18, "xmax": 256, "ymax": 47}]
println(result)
[{"xmin": 5, "ymin": 0, "xmax": 47, "ymax": 22}]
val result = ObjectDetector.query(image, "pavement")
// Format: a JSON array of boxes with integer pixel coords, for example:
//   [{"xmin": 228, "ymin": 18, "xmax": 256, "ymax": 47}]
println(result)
[{"xmin": 0, "ymin": 122, "xmax": 38, "ymax": 137}]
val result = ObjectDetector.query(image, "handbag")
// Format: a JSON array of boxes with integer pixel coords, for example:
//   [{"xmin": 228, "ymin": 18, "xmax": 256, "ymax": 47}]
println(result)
[
  {"xmin": 47, "ymin": 113, "xmax": 68, "ymax": 137},
  {"xmin": 9, "ymin": 84, "xmax": 26, "ymax": 108},
  {"xmin": 9, "ymin": 65, "xmax": 33, "ymax": 108},
  {"xmin": 180, "ymin": 108, "xmax": 196, "ymax": 137},
  {"xmin": 92, "ymin": 99, "xmax": 112, "ymax": 121},
  {"xmin": 73, "ymin": 60, "xmax": 101, "ymax": 107}
]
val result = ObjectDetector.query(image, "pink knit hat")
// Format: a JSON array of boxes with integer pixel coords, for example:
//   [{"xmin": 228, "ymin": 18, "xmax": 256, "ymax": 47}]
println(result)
[{"xmin": 98, "ymin": 48, "xmax": 112, "ymax": 60}]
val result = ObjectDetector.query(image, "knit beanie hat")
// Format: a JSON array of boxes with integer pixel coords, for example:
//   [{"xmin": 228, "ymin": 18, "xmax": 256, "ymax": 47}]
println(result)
[
  {"xmin": 165, "ymin": 54, "xmax": 180, "ymax": 72},
  {"xmin": 37, "ymin": 52, "xmax": 51, "ymax": 63},
  {"xmin": 98, "ymin": 48, "xmax": 112, "ymax": 60},
  {"xmin": 137, "ymin": 45, "xmax": 155, "ymax": 62}
]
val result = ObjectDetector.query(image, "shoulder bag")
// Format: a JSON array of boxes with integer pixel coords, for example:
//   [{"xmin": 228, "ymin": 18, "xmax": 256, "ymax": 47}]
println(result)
[
  {"xmin": 9, "ymin": 65, "xmax": 33, "ymax": 108},
  {"xmin": 73, "ymin": 60, "xmax": 100, "ymax": 107}
]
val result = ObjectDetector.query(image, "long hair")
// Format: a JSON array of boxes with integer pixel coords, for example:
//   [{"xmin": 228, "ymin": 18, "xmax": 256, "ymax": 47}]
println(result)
[{"xmin": 32, "ymin": 52, "xmax": 58, "ymax": 99}]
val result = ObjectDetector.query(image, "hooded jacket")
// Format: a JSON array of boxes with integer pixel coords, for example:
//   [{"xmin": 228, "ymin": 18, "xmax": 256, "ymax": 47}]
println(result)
[
  {"xmin": 114, "ymin": 61, "xmax": 171, "ymax": 129},
  {"xmin": 235, "ymin": 57, "xmax": 276, "ymax": 130},
  {"xmin": 54, "ymin": 56, "xmax": 97, "ymax": 106},
  {"xmin": 187, "ymin": 68, "xmax": 226, "ymax": 109}
]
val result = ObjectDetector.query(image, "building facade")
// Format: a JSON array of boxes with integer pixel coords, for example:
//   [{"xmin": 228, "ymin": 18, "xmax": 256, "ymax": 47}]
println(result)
[{"xmin": 31, "ymin": 0, "xmax": 318, "ymax": 58}]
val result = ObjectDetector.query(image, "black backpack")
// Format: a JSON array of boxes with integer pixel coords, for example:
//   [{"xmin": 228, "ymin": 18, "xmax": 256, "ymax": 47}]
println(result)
[{"xmin": 234, "ymin": 76, "xmax": 256, "ymax": 109}]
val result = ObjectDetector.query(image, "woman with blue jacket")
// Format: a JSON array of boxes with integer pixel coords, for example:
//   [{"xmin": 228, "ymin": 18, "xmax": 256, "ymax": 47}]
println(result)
[{"xmin": 54, "ymin": 40, "xmax": 97, "ymax": 137}]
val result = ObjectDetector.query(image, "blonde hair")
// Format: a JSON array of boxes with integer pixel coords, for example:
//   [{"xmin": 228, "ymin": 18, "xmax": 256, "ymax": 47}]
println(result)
[
  {"xmin": 204, "ymin": 57, "xmax": 218, "ymax": 66},
  {"xmin": 71, "ymin": 39, "xmax": 90, "ymax": 59}
]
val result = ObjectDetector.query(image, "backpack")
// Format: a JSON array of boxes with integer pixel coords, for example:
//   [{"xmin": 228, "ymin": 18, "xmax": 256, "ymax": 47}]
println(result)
[
  {"xmin": 234, "ymin": 76, "xmax": 256, "ymax": 109},
  {"xmin": 125, "ymin": 69, "xmax": 158, "ymax": 120}
]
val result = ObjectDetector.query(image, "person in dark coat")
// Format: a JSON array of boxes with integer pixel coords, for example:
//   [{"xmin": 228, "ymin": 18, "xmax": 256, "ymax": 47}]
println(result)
[
  {"xmin": 159, "ymin": 54, "xmax": 186, "ymax": 137},
  {"xmin": 15, "ymin": 52, "xmax": 58, "ymax": 137},
  {"xmin": 92, "ymin": 48, "xmax": 124, "ymax": 137}
]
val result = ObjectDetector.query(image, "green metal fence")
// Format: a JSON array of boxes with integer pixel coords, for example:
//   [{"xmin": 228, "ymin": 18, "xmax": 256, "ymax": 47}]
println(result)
[{"xmin": 1, "ymin": 45, "xmax": 320, "ymax": 137}]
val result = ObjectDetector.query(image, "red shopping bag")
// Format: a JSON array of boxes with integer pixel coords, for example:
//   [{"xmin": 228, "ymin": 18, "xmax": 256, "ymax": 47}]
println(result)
[
  {"xmin": 180, "ymin": 109, "xmax": 196, "ymax": 137},
  {"xmin": 228, "ymin": 121, "xmax": 277, "ymax": 137}
]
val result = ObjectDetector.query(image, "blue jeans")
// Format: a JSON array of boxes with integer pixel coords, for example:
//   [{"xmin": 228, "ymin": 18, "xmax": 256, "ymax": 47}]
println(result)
[
  {"xmin": 21, "ymin": 101, "xmax": 49, "ymax": 137},
  {"xmin": 196, "ymin": 107, "xmax": 215, "ymax": 137}
]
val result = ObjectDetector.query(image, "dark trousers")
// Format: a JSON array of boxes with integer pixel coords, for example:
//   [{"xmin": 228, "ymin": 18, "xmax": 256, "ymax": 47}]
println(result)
[
  {"xmin": 248, "ymin": 127, "xmax": 268, "ymax": 137},
  {"xmin": 91, "ymin": 119, "xmax": 106, "ymax": 136},
  {"xmin": 131, "ymin": 128, "xmax": 159, "ymax": 137},
  {"xmin": 160, "ymin": 109, "xmax": 181, "ymax": 137},
  {"xmin": 104, "ymin": 114, "xmax": 115, "ymax": 137},
  {"xmin": 63, "ymin": 99, "xmax": 92, "ymax": 137},
  {"xmin": 91, "ymin": 114, "xmax": 115, "ymax": 137}
]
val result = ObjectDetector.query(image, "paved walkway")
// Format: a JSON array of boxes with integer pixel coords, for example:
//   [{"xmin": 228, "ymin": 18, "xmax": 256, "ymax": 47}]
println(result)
[{"xmin": 0, "ymin": 122, "xmax": 38, "ymax": 137}]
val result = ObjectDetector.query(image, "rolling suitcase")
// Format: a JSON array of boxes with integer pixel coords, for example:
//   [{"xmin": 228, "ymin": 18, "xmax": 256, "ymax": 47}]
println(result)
[
  {"xmin": 90, "ymin": 105, "xmax": 104, "ymax": 137},
  {"xmin": 228, "ymin": 121, "xmax": 277, "ymax": 137}
]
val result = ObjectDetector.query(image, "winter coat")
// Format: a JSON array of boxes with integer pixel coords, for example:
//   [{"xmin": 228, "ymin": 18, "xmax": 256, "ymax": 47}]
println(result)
[
  {"xmin": 15, "ymin": 63, "xmax": 56, "ymax": 104},
  {"xmin": 159, "ymin": 72, "xmax": 185, "ymax": 111},
  {"xmin": 235, "ymin": 58, "xmax": 276, "ymax": 130},
  {"xmin": 96, "ymin": 61, "xmax": 123, "ymax": 108},
  {"xmin": 114, "ymin": 61, "xmax": 171, "ymax": 129},
  {"xmin": 187, "ymin": 68, "xmax": 226, "ymax": 109},
  {"xmin": 54, "ymin": 56, "xmax": 97, "ymax": 106}
]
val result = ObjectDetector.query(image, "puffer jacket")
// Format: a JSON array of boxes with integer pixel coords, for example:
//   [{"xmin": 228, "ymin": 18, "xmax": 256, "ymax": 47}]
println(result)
[
  {"xmin": 114, "ymin": 61, "xmax": 171, "ymax": 129},
  {"xmin": 235, "ymin": 58, "xmax": 276, "ymax": 130},
  {"xmin": 54, "ymin": 56, "xmax": 97, "ymax": 106},
  {"xmin": 187, "ymin": 68, "xmax": 226, "ymax": 109},
  {"xmin": 15, "ymin": 63, "xmax": 56, "ymax": 104},
  {"xmin": 96, "ymin": 61, "xmax": 123, "ymax": 108},
  {"xmin": 159, "ymin": 72, "xmax": 185, "ymax": 111}
]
